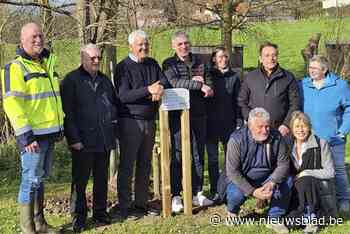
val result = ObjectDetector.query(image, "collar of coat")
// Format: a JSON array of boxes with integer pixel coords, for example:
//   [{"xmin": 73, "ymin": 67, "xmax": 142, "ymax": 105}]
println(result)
[
  {"xmin": 259, "ymin": 63, "xmax": 283, "ymax": 79},
  {"xmin": 173, "ymin": 52, "xmax": 199, "ymax": 65},
  {"xmin": 211, "ymin": 66, "xmax": 235, "ymax": 77},
  {"xmin": 245, "ymin": 125, "xmax": 278, "ymax": 145},
  {"xmin": 16, "ymin": 47, "xmax": 50, "ymax": 61},
  {"xmin": 78, "ymin": 65, "xmax": 104, "ymax": 82},
  {"xmin": 303, "ymin": 71, "xmax": 339, "ymax": 89},
  {"xmin": 297, "ymin": 133, "xmax": 319, "ymax": 149}
]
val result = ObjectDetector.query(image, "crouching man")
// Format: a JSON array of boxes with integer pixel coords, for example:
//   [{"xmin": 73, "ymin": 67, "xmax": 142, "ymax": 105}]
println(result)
[{"xmin": 221, "ymin": 107, "xmax": 292, "ymax": 234}]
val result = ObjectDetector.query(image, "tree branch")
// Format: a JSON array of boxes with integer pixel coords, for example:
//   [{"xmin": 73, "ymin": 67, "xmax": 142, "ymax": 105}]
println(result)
[{"xmin": 0, "ymin": 0, "xmax": 75, "ymax": 17}]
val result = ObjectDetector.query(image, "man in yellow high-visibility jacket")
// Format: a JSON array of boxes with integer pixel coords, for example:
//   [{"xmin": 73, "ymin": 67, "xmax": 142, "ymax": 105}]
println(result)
[{"xmin": 1, "ymin": 22, "xmax": 64, "ymax": 234}]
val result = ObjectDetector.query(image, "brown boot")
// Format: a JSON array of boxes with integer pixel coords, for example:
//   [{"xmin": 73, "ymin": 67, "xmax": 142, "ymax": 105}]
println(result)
[
  {"xmin": 20, "ymin": 203, "xmax": 37, "ymax": 234},
  {"xmin": 33, "ymin": 189, "xmax": 61, "ymax": 234}
]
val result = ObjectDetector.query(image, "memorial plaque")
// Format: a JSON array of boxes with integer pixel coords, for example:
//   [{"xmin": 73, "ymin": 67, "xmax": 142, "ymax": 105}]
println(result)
[{"xmin": 160, "ymin": 88, "xmax": 190, "ymax": 111}]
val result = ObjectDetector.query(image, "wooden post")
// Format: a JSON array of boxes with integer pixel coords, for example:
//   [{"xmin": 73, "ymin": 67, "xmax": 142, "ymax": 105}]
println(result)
[
  {"xmin": 159, "ymin": 88, "xmax": 191, "ymax": 217},
  {"xmin": 159, "ymin": 110, "xmax": 171, "ymax": 217},
  {"xmin": 152, "ymin": 142, "xmax": 161, "ymax": 200},
  {"xmin": 103, "ymin": 45, "xmax": 118, "ymax": 189},
  {"xmin": 181, "ymin": 109, "xmax": 192, "ymax": 216}
]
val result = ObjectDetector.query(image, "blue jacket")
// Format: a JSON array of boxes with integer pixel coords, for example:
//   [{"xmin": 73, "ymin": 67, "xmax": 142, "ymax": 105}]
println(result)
[{"xmin": 300, "ymin": 72, "xmax": 350, "ymax": 146}]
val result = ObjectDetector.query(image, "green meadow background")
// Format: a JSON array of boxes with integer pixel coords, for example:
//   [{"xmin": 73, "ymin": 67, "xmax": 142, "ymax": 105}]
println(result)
[{"xmin": 1, "ymin": 17, "xmax": 350, "ymax": 233}]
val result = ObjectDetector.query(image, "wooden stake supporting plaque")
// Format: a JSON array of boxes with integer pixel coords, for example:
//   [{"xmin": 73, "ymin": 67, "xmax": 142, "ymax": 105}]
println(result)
[{"xmin": 159, "ymin": 88, "xmax": 192, "ymax": 217}]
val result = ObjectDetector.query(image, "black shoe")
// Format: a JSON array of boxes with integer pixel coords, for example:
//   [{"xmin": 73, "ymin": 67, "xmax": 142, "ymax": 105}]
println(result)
[
  {"xmin": 93, "ymin": 213, "xmax": 111, "ymax": 225},
  {"xmin": 110, "ymin": 207, "xmax": 139, "ymax": 221},
  {"xmin": 134, "ymin": 205, "xmax": 160, "ymax": 216},
  {"xmin": 72, "ymin": 215, "xmax": 86, "ymax": 233}
]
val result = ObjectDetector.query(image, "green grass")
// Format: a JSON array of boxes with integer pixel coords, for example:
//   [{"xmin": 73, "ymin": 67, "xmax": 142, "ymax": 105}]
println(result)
[
  {"xmin": 2, "ymin": 16, "xmax": 350, "ymax": 233},
  {"xmin": 0, "ymin": 141, "xmax": 350, "ymax": 233}
]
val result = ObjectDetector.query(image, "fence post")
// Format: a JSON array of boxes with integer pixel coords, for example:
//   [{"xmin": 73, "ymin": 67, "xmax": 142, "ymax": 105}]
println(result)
[
  {"xmin": 102, "ymin": 45, "xmax": 119, "ymax": 190},
  {"xmin": 159, "ymin": 110, "xmax": 171, "ymax": 217},
  {"xmin": 180, "ymin": 109, "xmax": 192, "ymax": 216}
]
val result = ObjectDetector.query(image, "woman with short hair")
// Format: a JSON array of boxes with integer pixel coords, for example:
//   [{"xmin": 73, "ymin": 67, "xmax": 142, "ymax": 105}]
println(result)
[{"xmin": 299, "ymin": 55, "xmax": 350, "ymax": 213}]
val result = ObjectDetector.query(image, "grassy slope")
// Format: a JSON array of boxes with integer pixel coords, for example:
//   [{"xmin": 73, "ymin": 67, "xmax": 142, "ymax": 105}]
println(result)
[{"xmin": 1, "ymin": 17, "xmax": 350, "ymax": 233}]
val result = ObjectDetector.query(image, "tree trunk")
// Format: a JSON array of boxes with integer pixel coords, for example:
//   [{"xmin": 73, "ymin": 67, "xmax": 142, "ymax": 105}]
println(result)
[
  {"xmin": 221, "ymin": 0, "xmax": 233, "ymax": 61},
  {"xmin": 325, "ymin": 42, "xmax": 350, "ymax": 80},
  {"xmin": 76, "ymin": 0, "xmax": 91, "ymax": 46},
  {"xmin": 39, "ymin": 0, "xmax": 53, "ymax": 41},
  {"xmin": 301, "ymin": 33, "xmax": 321, "ymax": 72}
]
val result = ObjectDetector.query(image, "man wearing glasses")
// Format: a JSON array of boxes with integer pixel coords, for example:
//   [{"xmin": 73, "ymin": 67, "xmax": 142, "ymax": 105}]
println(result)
[{"xmin": 60, "ymin": 43, "xmax": 118, "ymax": 232}]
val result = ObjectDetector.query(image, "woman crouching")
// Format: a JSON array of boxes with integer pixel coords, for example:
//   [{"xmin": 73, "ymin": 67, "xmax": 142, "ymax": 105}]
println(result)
[{"xmin": 287, "ymin": 111, "xmax": 337, "ymax": 233}]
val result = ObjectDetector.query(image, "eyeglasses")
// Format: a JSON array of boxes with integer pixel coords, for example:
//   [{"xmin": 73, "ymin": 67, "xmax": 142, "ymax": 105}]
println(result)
[
  {"xmin": 308, "ymin": 66, "xmax": 322, "ymax": 71},
  {"xmin": 89, "ymin": 56, "xmax": 102, "ymax": 61}
]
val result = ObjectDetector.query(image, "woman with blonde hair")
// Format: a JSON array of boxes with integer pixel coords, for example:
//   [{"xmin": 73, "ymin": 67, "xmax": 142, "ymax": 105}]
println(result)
[{"xmin": 287, "ymin": 111, "xmax": 337, "ymax": 233}]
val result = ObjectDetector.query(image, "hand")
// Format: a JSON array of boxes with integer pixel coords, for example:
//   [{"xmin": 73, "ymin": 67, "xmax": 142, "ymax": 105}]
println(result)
[
  {"xmin": 253, "ymin": 186, "xmax": 273, "ymax": 200},
  {"xmin": 70, "ymin": 142, "xmax": 84, "ymax": 151},
  {"xmin": 25, "ymin": 141, "xmax": 40, "ymax": 153},
  {"xmin": 192, "ymin": 76, "xmax": 204, "ymax": 83},
  {"xmin": 236, "ymin": 119, "xmax": 244, "ymax": 129},
  {"xmin": 151, "ymin": 94, "xmax": 161, "ymax": 102},
  {"xmin": 278, "ymin": 125, "xmax": 290, "ymax": 136},
  {"xmin": 147, "ymin": 81, "xmax": 164, "ymax": 96},
  {"xmin": 201, "ymin": 84, "xmax": 214, "ymax": 97},
  {"xmin": 262, "ymin": 181, "xmax": 275, "ymax": 193}
]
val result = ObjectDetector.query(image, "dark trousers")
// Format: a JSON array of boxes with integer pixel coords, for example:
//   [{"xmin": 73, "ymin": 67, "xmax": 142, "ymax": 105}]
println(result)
[
  {"xmin": 70, "ymin": 150, "xmax": 109, "ymax": 218},
  {"xmin": 206, "ymin": 134, "xmax": 230, "ymax": 195},
  {"xmin": 170, "ymin": 116, "xmax": 206, "ymax": 196},
  {"xmin": 117, "ymin": 118, "xmax": 155, "ymax": 209}
]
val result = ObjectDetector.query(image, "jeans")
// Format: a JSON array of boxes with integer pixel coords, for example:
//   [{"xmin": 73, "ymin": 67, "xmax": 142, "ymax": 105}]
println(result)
[
  {"xmin": 206, "ymin": 137, "xmax": 229, "ymax": 195},
  {"xmin": 330, "ymin": 143, "xmax": 350, "ymax": 203},
  {"xmin": 170, "ymin": 116, "xmax": 206, "ymax": 196},
  {"xmin": 226, "ymin": 176, "xmax": 293, "ymax": 217},
  {"xmin": 18, "ymin": 140, "xmax": 54, "ymax": 204}
]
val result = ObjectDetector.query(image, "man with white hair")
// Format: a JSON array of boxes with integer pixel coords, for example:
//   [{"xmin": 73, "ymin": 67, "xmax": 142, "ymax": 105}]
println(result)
[
  {"xmin": 61, "ymin": 43, "xmax": 118, "ymax": 232},
  {"xmin": 1, "ymin": 22, "xmax": 64, "ymax": 234},
  {"xmin": 220, "ymin": 108, "xmax": 292, "ymax": 234},
  {"xmin": 114, "ymin": 30, "xmax": 168, "ymax": 219}
]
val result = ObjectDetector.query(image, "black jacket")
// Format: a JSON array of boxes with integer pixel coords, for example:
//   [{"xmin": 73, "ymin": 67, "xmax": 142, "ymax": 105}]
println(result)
[
  {"xmin": 60, "ymin": 66, "xmax": 118, "ymax": 152},
  {"xmin": 162, "ymin": 53, "xmax": 213, "ymax": 118},
  {"xmin": 206, "ymin": 68, "xmax": 241, "ymax": 140},
  {"xmin": 116, "ymin": 56, "xmax": 169, "ymax": 120},
  {"xmin": 238, "ymin": 65, "xmax": 300, "ymax": 128}
]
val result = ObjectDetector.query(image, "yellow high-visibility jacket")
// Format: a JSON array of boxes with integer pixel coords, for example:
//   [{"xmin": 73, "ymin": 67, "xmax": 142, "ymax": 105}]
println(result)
[{"xmin": 1, "ymin": 48, "xmax": 64, "ymax": 147}]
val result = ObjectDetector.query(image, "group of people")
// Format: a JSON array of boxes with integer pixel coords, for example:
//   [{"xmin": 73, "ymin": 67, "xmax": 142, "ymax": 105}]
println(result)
[{"xmin": 1, "ymin": 22, "xmax": 349, "ymax": 234}]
